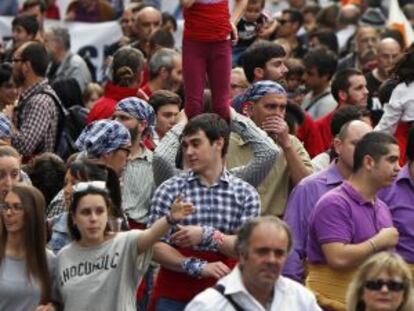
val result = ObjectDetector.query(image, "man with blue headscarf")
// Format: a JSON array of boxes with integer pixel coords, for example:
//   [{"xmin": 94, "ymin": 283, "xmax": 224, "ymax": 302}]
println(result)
[
  {"xmin": 75, "ymin": 119, "xmax": 131, "ymax": 176},
  {"xmin": 227, "ymin": 80, "xmax": 313, "ymax": 217}
]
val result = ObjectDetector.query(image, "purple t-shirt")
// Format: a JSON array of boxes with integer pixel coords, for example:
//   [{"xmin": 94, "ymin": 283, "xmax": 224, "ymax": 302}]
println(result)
[
  {"xmin": 379, "ymin": 164, "xmax": 414, "ymax": 263},
  {"xmin": 283, "ymin": 162, "xmax": 343, "ymax": 282},
  {"xmin": 308, "ymin": 181, "xmax": 393, "ymax": 264}
]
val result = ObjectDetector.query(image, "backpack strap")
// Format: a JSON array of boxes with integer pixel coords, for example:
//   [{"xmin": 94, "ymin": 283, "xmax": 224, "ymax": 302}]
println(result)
[{"xmin": 214, "ymin": 284, "xmax": 246, "ymax": 311}]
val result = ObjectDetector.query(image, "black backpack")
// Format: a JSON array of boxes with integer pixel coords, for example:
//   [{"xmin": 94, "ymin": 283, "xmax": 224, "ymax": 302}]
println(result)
[{"xmin": 38, "ymin": 90, "xmax": 79, "ymax": 160}]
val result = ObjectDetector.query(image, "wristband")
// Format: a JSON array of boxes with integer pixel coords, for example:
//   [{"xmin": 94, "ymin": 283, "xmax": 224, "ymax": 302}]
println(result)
[
  {"xmin": 166, "ymin": 214, "xmax": 178, "ymax": 226},
  {"xmin": 369, "ymin": 239, "xmax": 377, "ymax": 253},
  {"xmin": 201, "ymin": 226, "xmax": 215, "ymax": 245},
  {"xmin": 182, "ymin": 258, "xmax": 207, "ymax": 278},
  {"xmin": 212, "ymin": 230, "xmax": 225, "ymax": 248}
]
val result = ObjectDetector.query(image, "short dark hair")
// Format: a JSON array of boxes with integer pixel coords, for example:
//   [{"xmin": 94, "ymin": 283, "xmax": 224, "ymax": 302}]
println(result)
[
  {"xmin": 330, "ymin": 105, "xmax": 370, "ymax": 137},
  {"xmin": 23, "ymin": 0, "xmax": 47, "ymax": 13},
  {"xmin": 285, "ymin": 58, "xmax": 305, "ymax": 77},
  {"xmin": 378, "ymin": 79, "xmax": 399, "ymax": 105},
  {"xmin": 161, "ymin": 12, "xmax": 177, "ymax": 31},
  {"xmin": 112, "ymin": 47, "xmax": 144, "ymax": 87},
  {"xmin": 149, "ymin": 29, "xmax": 175, "ymax": 50},
  {"xmin": 353, "ymin": 132, "xmax": 398, "ymax": 172},
  {"xmin": 303, "ymin": 47, "xmax": 338, "ymax": 79},
  {"xmin": 285, "ymin": 103, "xmax": 305, "ymax": 134},
  {"xmin": 241, "ymin": 40, "xmax": 286, "ymax": 83},
  {"xmin": 20, "ymin": 41, "xmax": 49, "ymax": 77},
  {"xmin": 308, "ymin": 30, "xmax": 339, "ymax": 55},
  {"xmin": 12, "ymin": 15, "xmax": 39, "ymax": 37},
  {"xmin": 149, "ymin": 89, "xmax": 182, "ymax": 113},
  {"xmin": 182, "ymin": 113, "xmax": 230, "ymax": 158},
  {"xmin": 331, "ymin": 68, "xmax": 363, "ymax": 102},
  {"xmin": 407, "ymin": 126, "xmax": 414, "ymax": 162},
  {"xmin": 393, "ymin": 43, "xmax": 414, "ymax": 84},
  {"xmin": 0, "ymin": 63, "xmax": 12, "ymax": 86},
  {"xmin": 302, "ymin": 3, "xmax": 321, "ymax": 16},
  {"xmin": 282, "ymin": 8, "xmax": 304, "ymax": 27}
]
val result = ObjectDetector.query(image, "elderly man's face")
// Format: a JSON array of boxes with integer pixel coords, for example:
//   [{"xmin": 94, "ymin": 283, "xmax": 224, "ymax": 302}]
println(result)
[
  {"xmin": 240, "ymin": 223, "xmax": 289, "ymax": 291},
  {"xmin": 248, "ymin": 93, "xmax": 287, "ymax": 128}
]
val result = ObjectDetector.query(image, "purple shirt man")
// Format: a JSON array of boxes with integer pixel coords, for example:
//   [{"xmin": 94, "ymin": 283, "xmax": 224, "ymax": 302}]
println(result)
[
  {"xmin": 379, "ymin": 164, "xmax": 414, "ymax": 263},
  {"xmin": 308, "ymin": 181, "xmax": 394, "ymax": 264},
  {"xmin": 283, "ymin": 162, "xmax": 343, "ymax": 282}
]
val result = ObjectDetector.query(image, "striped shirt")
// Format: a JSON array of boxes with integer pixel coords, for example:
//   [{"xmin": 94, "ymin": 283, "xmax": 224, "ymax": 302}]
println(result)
[
  {"xmin": 122, "ymin": 147, "xmax": 155, "ymax": 223},
  {"xmin": 148, "ymin": 170, "xmax": 260, "ymax": 251}
]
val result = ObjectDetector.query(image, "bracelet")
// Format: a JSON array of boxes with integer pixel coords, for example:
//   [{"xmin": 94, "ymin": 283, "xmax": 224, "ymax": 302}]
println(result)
[
  {"xmin": 369, "ymin": 239, "xmax": 377, "ymax": 253},
  {"xmin": 182, "ymin": 258, "xmax": 207, "ymax": 278},
  {"xmin": 166, "ymin": 214, "xmax": 178, "ymax": 226},
  {"xmin": 201, "ymin": 226, "xmax": 215, "ymax": 245},
  {"xmin": 212, "ymin": 230, "xmax": 225, "ymax": 248}
]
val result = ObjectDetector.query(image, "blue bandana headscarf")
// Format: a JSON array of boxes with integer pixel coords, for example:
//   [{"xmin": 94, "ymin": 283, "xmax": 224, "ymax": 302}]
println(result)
[
  {"xmin": 115, "ymin": 97, "xmax": 155, "ymax": 127},
  {"xmin": 232, "ymin": 80, "xmax": 287, "ymax": 113},
  {"xmin": 75, "ymin": 120, "xmax": 131, "ymax": 157}
]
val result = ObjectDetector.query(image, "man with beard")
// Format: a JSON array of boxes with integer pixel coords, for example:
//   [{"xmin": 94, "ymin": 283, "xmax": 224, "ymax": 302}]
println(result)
[
  {"xmin": 137, "ymin": 48, "xmax": 182, "ymax": 101},
  {"xmin": 112, "ymin": 97, "xmax": 156, "ymax": 229},
  {"xmin": 5, "ymin": 41, "xmax": 59, "ymax": 160}
]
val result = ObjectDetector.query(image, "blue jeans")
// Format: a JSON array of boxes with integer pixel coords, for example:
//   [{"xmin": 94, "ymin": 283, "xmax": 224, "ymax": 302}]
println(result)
[
  {"xmin": 154, "ymin": 298, "xmax": 187, "ymax": 311},
  {"xmin": 136, "ymin": 266, "xmax": 154, "ymax": 311}
]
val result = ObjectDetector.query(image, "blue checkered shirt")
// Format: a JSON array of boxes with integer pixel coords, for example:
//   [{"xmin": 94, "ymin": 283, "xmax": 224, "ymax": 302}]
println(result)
[{"xmin": 148, "ymin": 170, "xmax": 260, "ymax": 251}]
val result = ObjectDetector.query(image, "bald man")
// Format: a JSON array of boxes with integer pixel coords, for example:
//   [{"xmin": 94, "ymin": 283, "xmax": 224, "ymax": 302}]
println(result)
[
  {"xmin": 283, "ymin": 119, "xmax": 372, "ymax": 282},
  {"xmin": 365, "ymin": 37, "xmax": 403, "ymax": 125}
]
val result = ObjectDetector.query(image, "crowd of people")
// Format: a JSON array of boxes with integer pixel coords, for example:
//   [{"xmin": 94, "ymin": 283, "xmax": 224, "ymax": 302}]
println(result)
[{"xmin": 0, "ymin": 0, "xmax": 414, "ymax": 311}]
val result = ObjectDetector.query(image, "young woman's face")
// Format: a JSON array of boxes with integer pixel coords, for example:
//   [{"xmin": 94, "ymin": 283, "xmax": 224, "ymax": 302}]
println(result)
[
  {"xmin": 0, "ymin": 156, "xmax": 20, "ymax": 201},
  {"xmin": 72, "ymin": 194, "xmax": 108, "ymax": 246},
  {"xmin": 2, "ymin": 191, "xmax": 24, "ymax": 234},
  {"xmin": 361, "ymin": 270, "xmax": 406, "ymax": 311}
]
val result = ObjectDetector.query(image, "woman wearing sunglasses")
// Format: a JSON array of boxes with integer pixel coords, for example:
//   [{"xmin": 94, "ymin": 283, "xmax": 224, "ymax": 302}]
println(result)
[
  {"xmin": 346, "ymin": 252, "xmax": 414, "ymax": 311},
  {"xmin": 0, "ymin": 184, "xmax": 57, "ymax": 311},
  {"xmin": 56, "ymin": 182, "xmax": 193, "ymax": 310}
]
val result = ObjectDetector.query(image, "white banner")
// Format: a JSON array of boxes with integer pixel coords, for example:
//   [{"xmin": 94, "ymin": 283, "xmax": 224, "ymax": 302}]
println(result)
[{"xmin": 0, "ymin": 16, "xmax": 122, "ymax": 81}]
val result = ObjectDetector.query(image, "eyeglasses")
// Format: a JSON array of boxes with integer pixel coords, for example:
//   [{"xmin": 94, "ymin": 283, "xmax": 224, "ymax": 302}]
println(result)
[
  {"xmin": 11, "ymin": 58, "xmax": 25, "ymax": 63},
  {"xmin": 73, "ymin": 181, "xmax": 107, "ymax": 193},
  {"xmin": 0, "ymin": 203, "xmax": 24, "ymax": 213},
  {"xmin": 365, "ymin": 279, "xmax": 405, "ymax": 292}
]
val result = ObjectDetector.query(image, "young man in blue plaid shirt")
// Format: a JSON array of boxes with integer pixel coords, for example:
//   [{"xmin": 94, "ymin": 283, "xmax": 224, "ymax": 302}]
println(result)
[{"xmin": 148, "ymin": 113, "xmax": 260, "ymax": 311}]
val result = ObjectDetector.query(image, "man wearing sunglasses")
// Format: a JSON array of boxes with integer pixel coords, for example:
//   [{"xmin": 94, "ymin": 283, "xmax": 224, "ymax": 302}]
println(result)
[{"xmin": 306, "ymin": 131, "xmax": 400, "ymax": 310}]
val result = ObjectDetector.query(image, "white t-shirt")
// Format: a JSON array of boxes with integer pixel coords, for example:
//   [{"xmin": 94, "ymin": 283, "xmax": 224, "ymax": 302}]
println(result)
[
  {"xmin": 56, "ymin": 231, "xmax": 152, "ymax": 311},
  {"xmin": 185, "ymin": 266, "xmax": 322, "ymax": 311},
  {"xmin": 0, "ymin": 249, "xmax": 56, "ymax": 311}
]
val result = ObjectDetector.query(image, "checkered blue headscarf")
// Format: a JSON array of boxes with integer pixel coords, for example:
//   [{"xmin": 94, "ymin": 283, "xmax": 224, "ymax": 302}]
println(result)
[
  {"xmin": 232, "ymin": 80, "xmax": 286, "ymax": 113},
  {"xmin": 75, "ymin": 120, "xmax": 131, "ymax": 157},
  {"xmin": 115, "ymin": 97, "xmax": 155, "ymax": 127},
  {"xmin": 0, "ymin": 113, "xmax": 12, "ymax": 139}
]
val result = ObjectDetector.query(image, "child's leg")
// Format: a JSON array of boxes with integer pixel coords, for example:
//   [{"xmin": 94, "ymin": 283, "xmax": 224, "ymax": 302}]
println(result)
[
  {"xmin": 206, "ymin": 40, "xmax": 232, "ymax": 123},
  {"xmin": 183, "ymin": 39, "xmax": 207, "ymax": 119}
]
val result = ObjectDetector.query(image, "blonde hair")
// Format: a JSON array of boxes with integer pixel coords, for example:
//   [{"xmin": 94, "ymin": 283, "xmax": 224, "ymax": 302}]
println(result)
[
  {"xmin": 346, "ymin": 252, "xmax": 414, "ymax": 311},
  {"xmin": 83, "ymin": 83, "xmax": 103, "ymax": 103}
]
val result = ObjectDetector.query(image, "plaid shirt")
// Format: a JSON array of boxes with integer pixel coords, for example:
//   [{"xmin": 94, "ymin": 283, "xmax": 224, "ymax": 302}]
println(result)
[
  {"xmin": 148, "ymin": 170, "xmax": 260, "ymax": 251},
  {"xmin": 12, "ymin": 79, "xmax": 58, "ymax": 157}
]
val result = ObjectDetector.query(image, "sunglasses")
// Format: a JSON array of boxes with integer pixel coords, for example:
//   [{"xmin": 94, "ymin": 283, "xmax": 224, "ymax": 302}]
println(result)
[{"xmin": 365, "ymin": 279, "xmax": 405, "ymax": 292}]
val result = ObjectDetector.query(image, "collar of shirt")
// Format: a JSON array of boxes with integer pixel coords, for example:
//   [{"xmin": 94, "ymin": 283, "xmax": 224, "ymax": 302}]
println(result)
[
  {"xmin": 186, "ymin": 169, "xmax": 231, "ymax": 186},
  {"xmin": 325, "ymin": 161, "xmax": 345, "ymax": 186},
  {"xmin": 395, "ymin": 164, "xmax": 414, "ymax": 188},
  {"xmin": 342, "ymin": 181, "xmax": 377, "ymax": 207},
  {"xmin": 19, "ymin": 79, "xmax": 48, "ymax": 103},
  {"xmin": 130, "ymin": 144, "xmax": 152, "ymax": 162}
]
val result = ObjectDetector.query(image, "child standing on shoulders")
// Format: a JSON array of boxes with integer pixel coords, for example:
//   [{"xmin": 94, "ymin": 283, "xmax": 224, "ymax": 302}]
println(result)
[{"xmin": 180, "ymin": 0, "xmax": 247, "ymax": 123}]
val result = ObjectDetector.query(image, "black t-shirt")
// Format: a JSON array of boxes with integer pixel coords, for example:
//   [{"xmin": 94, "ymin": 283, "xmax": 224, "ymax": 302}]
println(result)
[
  {"xmin": 235, "ymin": 14, "xmax": 267, "ymax": 48},
  {"xmin": 365, "ymin": 71, "xmax": 384, "ymax": 126}
]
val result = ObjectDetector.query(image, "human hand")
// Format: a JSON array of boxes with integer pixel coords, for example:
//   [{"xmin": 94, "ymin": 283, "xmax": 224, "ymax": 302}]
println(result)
[
  {"xmin": 34, "ymin": 303, "xmax": 56, "ymax": 311},
  {"xmin": 261, "ymin": 115, "xmax": 290, "ymax": 149},
  {"xmin": 169, "ymin": 196, "xmax": 194, "ymax": 223},
  {"xmin": 171, "ymin": 225, "xmax": 203, "ymax": 247},
  {"xmin": 372, "ymin": 227, "xmax": 399, "ymax": 250},
  {"xmin": 230, "ymin": 21, "xmax": 239, "ymax": 45},
  {"xmin": 201, "ymin": 261, "xmax": 231, "ymax": 279},
  {"xmin": 2, "ymin": 104, "xmax": 14, "ymax": 120},
  {"xmin": 258, "ymin": 19, "xmax": 278, "ymax": 39}
]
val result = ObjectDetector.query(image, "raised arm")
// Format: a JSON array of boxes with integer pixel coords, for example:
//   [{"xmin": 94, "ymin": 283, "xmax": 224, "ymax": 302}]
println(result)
[
  {"xmin": 229, "ymin": 110, "xmax": 280, "ymax": 187},
  {"xmin": 152, "ymin": 123, "xmax": 184, "ymax": 186}
]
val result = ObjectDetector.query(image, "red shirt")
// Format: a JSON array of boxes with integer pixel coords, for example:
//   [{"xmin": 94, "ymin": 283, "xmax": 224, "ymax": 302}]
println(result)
[
  {"xmin": 297, "ymin": 112, "xmax": 326, "ymax": 158},
  {"xmin": 183, "ymin": 1, "xmax": 231, "ymax": 42},
  {"xmin": 86, "ymin": 82, "xmax": 138, "ymax": 124},
  {"xmin": 315, "ymin": 111, "xmax": 334, "ymax": 151},
  {"xmin": 136, "ymin": 84, "xmax": 153, "ymax": 102}
]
